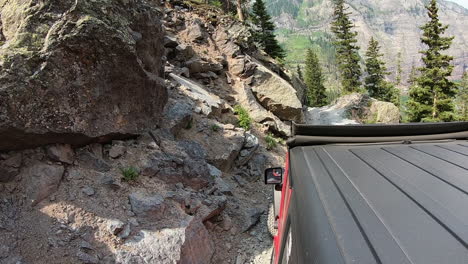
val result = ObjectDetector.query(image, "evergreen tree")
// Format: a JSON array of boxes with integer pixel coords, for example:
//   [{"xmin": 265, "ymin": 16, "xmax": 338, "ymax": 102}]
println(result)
[
  {"xmin": 455, "ymin": 71, "xmax": 468, "ymax": 120},
  {"xmin": 304, "ymin": 49, "xmax": 328, "ymax": 107},
  {"xmin": 364, "ymin": 37, "xmax": 399, "ymax": 104},
  {"xmin": 396, "ymin": 52, "xmax": 403, "ymax": 85},
  {"xmin": 407, "ymin": 0, "xmax": 456, "ymax": 122},
  {"xmin": 408, "ymin": 63, "xmax": 419, "ymax": 85},
  {"xmin": 251, "ymin": 0, "xmax": 285, "ymax": 59},
  {"xmin": 297, "ymin": 65, "xmax": 303, "ymax": 81},
  {"xmin": 331, "ymin": 0, "xmax": 361, "ymax": 93}
]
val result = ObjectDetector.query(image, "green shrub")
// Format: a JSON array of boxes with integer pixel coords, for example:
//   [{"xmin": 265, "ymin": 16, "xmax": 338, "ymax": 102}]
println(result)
[
  {"xmin": 233, "ymin": 105, "xmax": 252, "ymax": 130},
  {"xmin": 209, "ymin": 0, "xmax": 222, "ymax": 8},
  {"xmin": 211, "ymin": 124, "xmax": 221, "ymax": 132},
  {"xmin": 121, "ymin": 166, "xmax": 139, "ymax": 182},
  {"xmin": 185, "ymin": 118, "xmax": 193, "ymax": 129},
  {"xmin": 265, "ymin": 133, "xmax": 277, "ymax": 150}
]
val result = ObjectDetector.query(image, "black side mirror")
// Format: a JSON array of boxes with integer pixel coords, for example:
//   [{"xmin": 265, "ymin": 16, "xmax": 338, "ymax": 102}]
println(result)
[{"xmin": 265, "ymin": 167, "xmax": 283, "ymax": 185}]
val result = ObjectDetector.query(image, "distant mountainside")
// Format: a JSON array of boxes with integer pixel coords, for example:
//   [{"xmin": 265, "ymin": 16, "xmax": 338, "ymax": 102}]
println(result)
[{"xmin": 266, "ymin": 0, "xmax": 468, "ymax": 84}]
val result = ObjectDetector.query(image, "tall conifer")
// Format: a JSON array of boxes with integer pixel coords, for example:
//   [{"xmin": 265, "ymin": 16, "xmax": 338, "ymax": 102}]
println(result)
[
  {"xmin": 251, "ymin": 0, "xmax": 285, "ymax": 59},
  {"xmin": 331, "ymin": 0, "xmax": 361, "ymax": 93},
  {"xmin": 304, "ymin": 49, "xmax": 327, "ymax": 107},
  {"xmin": 407, "ymin": 0, "xmax": 456, "ymax": 122},
  {"xmin": 364, "ymin": 37, "xmax": 399, "ymax": 105}
]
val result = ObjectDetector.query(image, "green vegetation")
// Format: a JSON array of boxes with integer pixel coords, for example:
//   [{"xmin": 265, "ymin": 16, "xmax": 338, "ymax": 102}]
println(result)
[
  {"xmin": 185, "ymin": 118, "xmax": 193, "ymax": 129},
  {"xmin": 211, "ymin": 124, "xmax": 221, "ymax": 132},
  {"xmin": 296, "ymin": 65, "xmax": 303, "ymax": 81},
  {"xmin": 304, "ymin": 49, "xmax": 327, "ymax": 107},
  {"xmin": 265, "ymin": 133, "xmax": 277, "ymax": 150},
  {"xmin": 234, "ymin": 105, "xmax": 252, "ymax": 130},
  {"xmin": 251, "ymin": 0, "xmax": 285, "ymax": 59},
  {"xmin": 331, "ymin": 0, "xmax": 362, "ymax": 93},
  {"xmin": 209, "ymin": 0, "xmax": 223, "ymax": 8},
  {"xmin": 455, "ymin": 71, "xmax": 468, "ymax": 120},
  {"xmin": 407, "ymin": 0, "xmax": 456, "ymax": 122},
  {"xmin": 395, "ymin": 52, "xmax": 403, "ymax": 86},
  {"xmin": 364, "ymin": 37, "xmax": 400, "ymax": 105},
  {"xmin": 121, "ymin": 166, "xmax": 139, "ymax": 182}
]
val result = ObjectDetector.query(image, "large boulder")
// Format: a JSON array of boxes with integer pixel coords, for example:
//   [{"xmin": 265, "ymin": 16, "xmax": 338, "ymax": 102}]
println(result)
[
  {"xmin": 170, "ymin": 74, "xmax": 223, "ymax": 117},
  {"xmin": 116, "ymin": 209, "xmax": 214, "ymax": 264},
  {"xmin": 237, "ymin": 83, "xmax": 291, "ymax": 137},
  {"xmin": 23, "ymin": 162, "xmax": 65, "ymax": 205},
  {"xmin": 250, "ymin": 60, "xmax": 304, "ymax": 122},
  {"xmin": 305, "ymin": 93, "xmax": 400, "ymax": 125},
  {"xmin": 369, "ymin": 100, "xmax": 400, "ymax": 124},
  {"xmin": 0, "ymin": 0, "xmax": 167, "ymax": 151}
]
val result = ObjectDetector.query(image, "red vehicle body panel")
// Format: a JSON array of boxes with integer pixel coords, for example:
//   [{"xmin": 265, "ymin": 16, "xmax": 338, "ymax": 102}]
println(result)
[{"xmin": 273, "ymin": 152, "xmax": 292, "ymax": 264}]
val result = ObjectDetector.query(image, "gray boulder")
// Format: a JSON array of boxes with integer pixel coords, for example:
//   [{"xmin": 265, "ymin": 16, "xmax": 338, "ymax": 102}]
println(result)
[
  {"xmin": 23, "ymin": 162, "xmax": 65, "ymax": 205},
  {"xmin": 0, "ymin": 0, "xmax": 167, "ymax": 151},
  {"xmin": 162, "ymin": 99, "xmax": 193, "ymax": 136},
  {"xmin": 116, "ymin": 215, "xmax": 214, "ymax": 264},
  {"xmin": 251, "ymin": 60, "xmax": 304, "ymax": 122},
  {"xmin": 184, "ymin": 19, "xmax": 205, "ymax": 43},
  {"xmin": 129, "ymin": 191, "xmax": 166, "ymax": 218},
  {"xmin": 186, "ymin": 57, "xmax": 223, "ymax": 74},
  {"xmin": 236, "ymin": 83, "xmax": 291, "ymax": 137},
  {"xmin": 142, "ymin": 151, "xmax": 214, "ymax": 190},
  {"xmin": 46, "ymin": 144, "xmax": 75, "ymax": 164},
  {"xmin": 0, "ymin": 153, "xmax": 22, "ymax": 182},
  {"xmin": 305, "ymin": 93, "xmax": 400, "ymax": 125},
  {"xmin": 170, "ymin": 74, "xmax": 223, "ymax": 117}
]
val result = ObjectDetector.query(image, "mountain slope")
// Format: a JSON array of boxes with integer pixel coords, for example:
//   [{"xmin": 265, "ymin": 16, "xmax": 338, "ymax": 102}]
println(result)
[{"xmin": 267, "ymin": 0, "xmax": 468, "ymax": 83}]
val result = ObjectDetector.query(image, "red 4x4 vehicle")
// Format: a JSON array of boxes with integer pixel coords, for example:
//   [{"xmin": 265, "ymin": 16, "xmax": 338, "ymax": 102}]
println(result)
[{"xmin": 266, "ymin": 122, "xmax": 468, "ymax": 264}]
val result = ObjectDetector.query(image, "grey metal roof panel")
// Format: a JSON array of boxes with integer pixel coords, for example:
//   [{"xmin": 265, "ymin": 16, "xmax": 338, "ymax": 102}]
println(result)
[{"xmin": 290, "ymin": 140, "xmax": 468, "ymax": 264}]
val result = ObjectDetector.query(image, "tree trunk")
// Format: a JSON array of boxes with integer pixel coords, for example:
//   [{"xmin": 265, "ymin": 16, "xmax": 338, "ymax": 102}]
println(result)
[
  {"xmin": 237, "ymin": 0, "xmax": 244, "ymax": 22},
  {"xmin": 432, "ymin": 92, "xmax": 438, "ymax": 120}
]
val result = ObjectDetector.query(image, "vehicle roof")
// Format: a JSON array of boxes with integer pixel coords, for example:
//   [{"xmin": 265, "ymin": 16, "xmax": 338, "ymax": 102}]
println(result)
[{"xmin": 289, "ymin": 140, "xmax": 468, "ymax": 264}]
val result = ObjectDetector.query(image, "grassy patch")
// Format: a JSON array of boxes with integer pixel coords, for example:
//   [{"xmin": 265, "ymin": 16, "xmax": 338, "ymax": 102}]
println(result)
[
  {"xmin": 265, "ymin": 133, "xmax": 278, "ymax": 150},
  {"xmin": 121, "ymin": 166, "xmax": 139, "ymax": 182},
  {"xmin": 211, "ymin": 124, "xmax": 221, "ymax": 132},
  {"xmin": 233, "ymin": 105, "xmax": 252, "ymax": 130}
]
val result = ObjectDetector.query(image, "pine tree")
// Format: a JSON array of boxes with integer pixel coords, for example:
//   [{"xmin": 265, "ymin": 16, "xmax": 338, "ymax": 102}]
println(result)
[
  {"xmin": 407, "ymin": 0, "xmax": 456, "ymax": 122},
  {"xmin": 396, "ymin": 52, "xmax": 403, "ymax": 85},
  {"xmin": 331, "ymin": 0, "xmax": 361, "ymax": 93},
  {"xmin": 297, "ymin": 65, "xmax": 303, "ymax": 81},
  {"xmin": 304, "ymin": 49, "xmax": 328, "ymax": 107},
  {"xmin": 364, "ymin": 37, "xmax": 399, "ymax": 104},
  {"xmin": 251, "ymin": 0, "xmax": 285, "ymax": 59},
  {"xmin": 408, "ymin": 63, "xmax": 419, "ymax": 85},
  {"xmin": 455, "ymin": 71, "xmax": 468, "ymax": 120}
]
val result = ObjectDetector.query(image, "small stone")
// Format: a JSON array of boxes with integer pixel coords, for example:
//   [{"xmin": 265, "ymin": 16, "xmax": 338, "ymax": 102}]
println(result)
[
  {"xmin": 77, "ymin": 251, "xmax": 98, "ymax": 264},
  {"xmin": 107, "ymin": 219, "xmax": 125, "ymax": 235},
  {"xmin": 240, "ymin": 149, "xmax": 250, "ymax": 157},
  {"xmin": 129, "ymin": 218, "xmax": 139, "ymax": 227},
  {"xmin": 118, "ymin": 224, "xmax": 131, "ymax": 239},
  {"xmin": 82, "ymin": 187, "xmax": 95, "ymax": 196},
  {"xmin": 236, "ymin": 255, "xmax": 246, "ymax": 264},
  {"xmin": 47, "ymin": 144, "xmax": 74, "ymax": 164},
  {"xmin": 175, "ymin": 182, "xmax": 184, "ymax": 189},
  {"xmin": 148, "ymin": 142, "xmax": 159, "ymax": 150},
  {"xmin": 79, "ymin": 240, "xmax": 94, "ymax": 250},
  {"xmin": 207, "ymin": 164, "xmax": 222, "ymax": 178},
  {"xmin": 109, "ymin": 145, "xmax": 126, "ymax": 159}
]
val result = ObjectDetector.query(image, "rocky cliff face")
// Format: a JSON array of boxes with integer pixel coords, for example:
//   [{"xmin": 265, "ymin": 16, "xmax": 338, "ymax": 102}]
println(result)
[
  {"xmin": 267, "ymin": 0, "xmax": 468, "ymax": 81},
  {"xmin": 0, "ymin": 0, "xmax": 167, "ymax": 151}
]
